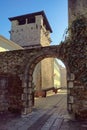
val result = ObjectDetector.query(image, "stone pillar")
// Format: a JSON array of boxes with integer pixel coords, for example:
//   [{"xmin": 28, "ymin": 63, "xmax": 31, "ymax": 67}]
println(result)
[
  {"xmin": 21, "ymin": 75, "xmax": 33, "ymax": 115},
  {"xmin": 67, "ymin": 73, "xmax": 75, "ymax": 113},
  {"xmin": 73, "ymin": 82, "xmax": 87, "ymax": 119},
  {"xmin": 67, "ymin": 73, "xmax": 87, "ymax": 119}
]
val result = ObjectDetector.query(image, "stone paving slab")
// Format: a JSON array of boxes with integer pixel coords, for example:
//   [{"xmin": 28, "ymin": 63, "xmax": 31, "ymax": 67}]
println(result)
[
  {"xmin": 0, "ymin": 109, "xmax": 86, "ymax": 130},
  {"xmin": 0, "ymin": 90, "xmax": 87, "ymax": 130}
]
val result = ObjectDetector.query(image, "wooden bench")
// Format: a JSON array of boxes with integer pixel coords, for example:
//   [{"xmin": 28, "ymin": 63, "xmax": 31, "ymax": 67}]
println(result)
[
  {"xmin": 34, "ymin": 87, "xmax": 62, "ymax": 97},
  {"xmin": 42, "ymin": 87, "xmax": 62, "ymax": 97}
]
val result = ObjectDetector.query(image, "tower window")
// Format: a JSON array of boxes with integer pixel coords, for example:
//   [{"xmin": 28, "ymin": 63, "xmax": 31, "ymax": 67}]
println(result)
[
  {"xmin": 36, "ymin": 24, "xmax": 38, "ymax": 29},
  {"xmin": 19, "ymin": 19, "xmax": 26, "ymax": 25},
  {"xmin": 27, "ymin": 17, "xmax": 35, "ymax": 24}
]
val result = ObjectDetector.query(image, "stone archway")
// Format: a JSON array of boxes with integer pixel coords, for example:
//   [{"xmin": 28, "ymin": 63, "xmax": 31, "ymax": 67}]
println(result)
[
  {"xmin": 21, "ymin": 49, "xmax": 70, "ymax": 115},
  {"xmin": 0, "ymin": 37, "xmax": 86, "ymax": 119}
]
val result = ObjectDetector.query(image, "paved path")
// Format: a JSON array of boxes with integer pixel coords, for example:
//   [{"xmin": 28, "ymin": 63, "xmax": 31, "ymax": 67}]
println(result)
[{"xmin": 0, "ymin": 89, "xmax": 87, "ymax": 130}]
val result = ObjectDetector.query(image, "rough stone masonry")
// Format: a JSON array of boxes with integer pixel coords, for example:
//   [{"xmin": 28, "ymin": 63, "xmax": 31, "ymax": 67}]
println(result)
[
  {"xmin": 0, "ymin": 20, "xmax": 87, "ymax": 119},
  {"xmin": 0, "ymin": 0, "xmax": 87, "ymax": 120}
]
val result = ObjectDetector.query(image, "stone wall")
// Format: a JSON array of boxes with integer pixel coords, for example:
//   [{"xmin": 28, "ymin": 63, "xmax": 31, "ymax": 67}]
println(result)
[
  {"xmin": 0, "ymin": 43, "xmax": 86, "ymax": 119},
  {"xmin": 33, "ymin": 58, "xmax": 54, "ymax": 90},
  {"xmin": 67, "ymin": 1, "xmax": 87, "ymax": 119},
  {"xmin": 41, "ymin": 58, "xmax": 54, "ymax": 89},
  {"xmin": 0, "ymin": 74, "xmax": 8, "ymax": 112},
  {"xmin": 68, "ymin": 0, "xmax": 87, "ymax": 25},
  {"xmin": 0, "ymin": 74, "xmax": 22, "ymax": 113},
  {"xmin": 64, "ymin": 14, "xmax": 87, "ymax": 119},
  {"xmin": 0, "ymin": 46, "xmax": 61, "ymax": 115}
]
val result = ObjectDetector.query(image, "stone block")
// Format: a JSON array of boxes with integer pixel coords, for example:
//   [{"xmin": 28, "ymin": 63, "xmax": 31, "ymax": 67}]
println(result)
[
  {"xmin": 69, "ymin": 96, "xmax": 74, "ymax": 103},
  {"xmin": 68, "ymin": 81, "xmax": 73, "ymax": 88},
  {"xmin": 21, "ymin": 94, "xmax": 27, "ymax": 100}
]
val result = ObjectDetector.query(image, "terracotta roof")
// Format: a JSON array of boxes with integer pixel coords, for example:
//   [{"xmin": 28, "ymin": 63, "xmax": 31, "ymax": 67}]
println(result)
[{"xmin": 8, "ymin": 11, "xmax": 52, "ymax": 33}]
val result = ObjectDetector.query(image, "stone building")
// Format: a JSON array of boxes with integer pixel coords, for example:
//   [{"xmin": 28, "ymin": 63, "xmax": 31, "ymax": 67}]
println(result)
[
  {"xmin": 9, "ymin": 11, "xmax": 52, "ymax": 47},
  {"xmin": 68, "ymin": 0, "xmax": 87, "ymax": 25},
  {"xmin": 9, "ymin": 11, "xmax": 54, "ymax": 94},
  {"xmin": 67, "ymin": 0, "xmax": 87, "ymax": 117},
  {"xmin": 60, "ymin": 66, "xmax": 67, "ymax": 88},
  {"xmin": 0, "ymin": 35, "xmax": 23, "ymax": 112},
  {"xmin": 53, "ymin": 59, "xmax": 61, "ymax": 88},
  {"xmin": 0, "ymin": 35, "xmax": 23, "ymax": 52},
  {"xmin": 0, "ymin": 1, "xmax": 86, "ymax": 119}
]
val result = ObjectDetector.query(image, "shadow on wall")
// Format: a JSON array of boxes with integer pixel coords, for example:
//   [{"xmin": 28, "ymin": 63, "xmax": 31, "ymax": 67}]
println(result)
[{"xmin": 0, "ymin": 74, "xmax": 23, "ymax": 114}]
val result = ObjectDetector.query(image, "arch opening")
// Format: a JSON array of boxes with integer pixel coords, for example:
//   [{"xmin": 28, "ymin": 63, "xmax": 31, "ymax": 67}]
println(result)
[
  {"xmin": 21, "ymin": 47, "xmax": 74, "ymax": 116},
  {"xmin": 27, "ymin": 55, "xmax": 67, "ymax": 112},
  {"xmin": 33, "ymin": 58, "xmax": 67, "ymax": 97},
  {"xmin": 30, "ymin": 56, "xmax": 68, "ymax": 115}
]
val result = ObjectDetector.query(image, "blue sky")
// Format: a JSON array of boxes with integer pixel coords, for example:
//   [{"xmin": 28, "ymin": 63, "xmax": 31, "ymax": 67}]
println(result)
[{"xmin": 1, "ymin": 0, "xmax": 68, "ymax": 45}]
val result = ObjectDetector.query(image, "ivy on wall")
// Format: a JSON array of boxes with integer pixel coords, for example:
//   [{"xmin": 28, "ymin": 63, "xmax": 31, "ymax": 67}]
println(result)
[{"xmin": 61, "ymin": 15, "xmax": 87, "ymax": 87}]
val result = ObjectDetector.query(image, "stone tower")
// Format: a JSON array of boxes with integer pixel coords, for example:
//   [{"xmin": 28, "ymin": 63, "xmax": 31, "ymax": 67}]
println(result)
[
  {"xmin": 68, "ymin": 0, "xmax": 87, "ymax": 117},
  {"xmin": 9, "ymin": 11, "xmax": 54, "ymax": 94},
  {"xmin": 9, "ymin": 11, "xmax": 52, "ymax": 47},
  {"xmin": 68, "ymin": 0, "xmax": 87, "ymax": 25}
]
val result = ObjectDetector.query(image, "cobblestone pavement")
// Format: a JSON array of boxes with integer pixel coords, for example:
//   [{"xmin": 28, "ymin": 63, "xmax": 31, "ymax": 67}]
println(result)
[{"xmin": 0, "ymin": 89, "xmax": 87, "ymax": 130}]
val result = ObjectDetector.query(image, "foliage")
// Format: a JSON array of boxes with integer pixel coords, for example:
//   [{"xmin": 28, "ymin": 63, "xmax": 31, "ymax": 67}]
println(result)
[{"xmin": 60, "ymin": 15, "xmax": 87, "ymax": 86}]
